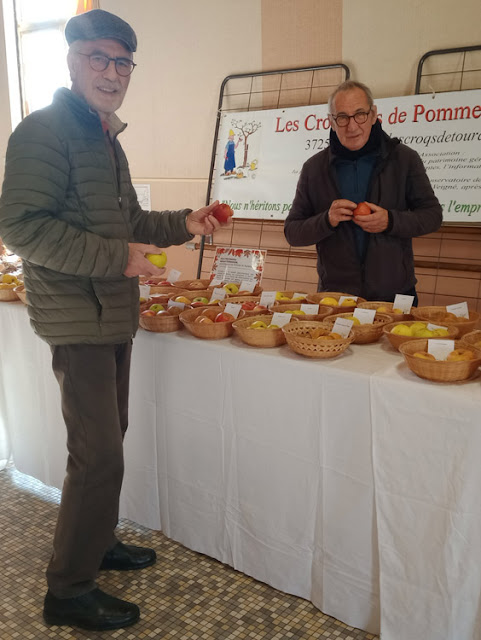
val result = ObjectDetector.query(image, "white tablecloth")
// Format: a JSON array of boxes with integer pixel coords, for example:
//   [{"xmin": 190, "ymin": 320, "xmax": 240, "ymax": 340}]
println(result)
[{"xmin": 1, "ymin": 301, "xmax": 481, "ymax": 639}]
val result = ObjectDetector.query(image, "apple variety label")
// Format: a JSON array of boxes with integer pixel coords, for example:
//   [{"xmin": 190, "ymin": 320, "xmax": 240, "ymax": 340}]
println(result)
[
  {"xmin": 353, "ymin": 308, "xmax": 376, "ymax": 325},
  {"xmin": 338, "ymin": 295, "xmax": 358, "ymax": 305},
  {"xmin": 210, "ymin": 276, "xmax": 223, "ymax": 286},
  {"xmin": 210, "ymin": 288, "xmax": 227, "ymax": 302},
  {"xmin": 427, "ymin": 323, "xmax": 448, "ymax": 331},
  {"xmin": 271, "ymin": 312, "xmax": 292, "ymax": 327},
  {"xmin": 168, "ymin": 300, "xmax": 185, "ymax": 309},
  {"xmin": 332, "ymin": 317, "xmax": 354, "ymax": 338},
  {"xmin": 224, "ymin": 303, "xmax": 241, "ymax": 319},
  {"xmin": 167, "ymin": 269, "xmax": 181, "ymax": 283},
  {"xmin": 292, "ymin": 292, "xmax": 308, "ymax": 300},
  {"xmin": 240, "ymin": 280, "xmax": 256, "ymax": 292},
  {"xmin": 393, "ymin": 294, "xmax": 414, "ymax": 313},
  {"xmin": 447, "ymin": 301, "xmax": 469, "ymax": 318},
  {"xmin": 139, "ymin": 284, "xmax": 150, "ymax": 299},
  {"xmin": 300, "ymin": 304, "xmax": 319, "ymax": 314},
  {"xmin": 260, "ymin": 291, "xmax": 277, "ymax": 308},
  {"xmin": 428, "ymin": 339, "xmax": 455, "ymax": 361}
]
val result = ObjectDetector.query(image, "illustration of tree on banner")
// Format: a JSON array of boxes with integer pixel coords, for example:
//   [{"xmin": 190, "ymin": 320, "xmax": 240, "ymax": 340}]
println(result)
[{"xmin": 231, "ymin": 119, "xmax": 261, "ymax": 168}]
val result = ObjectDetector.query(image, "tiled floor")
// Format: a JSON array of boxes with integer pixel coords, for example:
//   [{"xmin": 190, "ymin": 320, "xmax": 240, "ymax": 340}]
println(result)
[{"xmin": 0, "ymin": 466, "xmax": 378, "ymax": 640}]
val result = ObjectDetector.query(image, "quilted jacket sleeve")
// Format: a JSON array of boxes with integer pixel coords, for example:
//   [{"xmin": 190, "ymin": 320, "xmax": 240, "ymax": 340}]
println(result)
[{"xmin": 0, "ymin": 116, "xmax": 129, "ymax": 277}]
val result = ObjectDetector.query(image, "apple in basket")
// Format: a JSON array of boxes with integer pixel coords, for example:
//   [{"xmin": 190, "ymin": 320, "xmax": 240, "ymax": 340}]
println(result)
[
  {"xmin": 215, "ymin": 312, "xmax": 235, "ymax": 323},
  {"xmin": 141, "ymin": 310, "xmax": 156, "ymax": 317},
  {"xmin": 174, "ymin": 296, "xmax": 191, "ymax": 304},
  {"xmin": 195, "ymin": 316, "xmax": 214, "ymax": 324},
  {"xmin": 241, "ymin": 300, "xmax": 256, "ymax": 311},
  {"xmin": 253, "ymin": 304, "xmax": 268, "ymax": 312},
  {"xmin": 191, "ymin": 296, "xmax": 209, "ymax": 307},
  {"xmin": 223, "ymin": 283, "xmax": 239, "ymax": 295},
  {"xmin": 447, "ymin": 348, "xmax": 474, "ymax": 362},
  {"xmin": 149, "ymin": 303, "xmax": 165, "ymax": 313}
]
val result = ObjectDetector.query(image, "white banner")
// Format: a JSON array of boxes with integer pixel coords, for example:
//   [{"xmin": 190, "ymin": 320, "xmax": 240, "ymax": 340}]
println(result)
[{"xmin": 212, "ymin": 89, "xmax": 481, "ymax": 223}]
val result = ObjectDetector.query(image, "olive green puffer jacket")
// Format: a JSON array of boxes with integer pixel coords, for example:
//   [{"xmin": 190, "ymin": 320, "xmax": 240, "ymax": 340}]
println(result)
[{"xmin": 0, "ymin": 88, "xmax": 193, "ymax": 345}]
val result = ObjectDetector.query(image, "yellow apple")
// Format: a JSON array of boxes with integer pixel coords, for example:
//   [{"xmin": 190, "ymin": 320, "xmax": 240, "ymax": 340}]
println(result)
[
  {"xmin": 412, "ymin": 328, "xmax": 434, "ymax": 338},
  {"xmin": 340, "ymin": 298, "xmax": 357, "ymax": 307},
  {"xmin": 392, "ymin": 308, "xmax": 404, "ymax": 314},
  {"xmin": 413, "ymin": 352, "xmax": 436, "ymax": 360},
  {"xmin": 145, "ymin": 252, "xmax": 167, "ymax": 268},
  {"xmin": 275, "ymin": 292, "xmax": 291, "ymax": 301},
  {"xmin": 447, "ymin": 348, "xmax": 474, "ymax": 362},
  {"xmin": 391, "ymin": 324, "xmax": 412, "ymax": 336},
  {"xmin": 376, "ymin": 305, "xmax": 389, "ymax": 313},
  {"xmin": 224, "ymin": 283, "xmax": 239, "ymax": 295},
  {"xmin": 250, "ymin": 320, "xmax": 268, "ymax": 329},
  {"xmin": 174, "ymin": 296, "xmax": 191, "ymax": 304},
  {"xmin": 319, "ymin": 296, "xmax": 338, "ymax": 306},
  {"xmin": 345, "ymin": 315, "xmax": 361, "ymax": 325},
  {"xmin": 267, "ymin": 324, "xmax": 279, "ymax": 329}
]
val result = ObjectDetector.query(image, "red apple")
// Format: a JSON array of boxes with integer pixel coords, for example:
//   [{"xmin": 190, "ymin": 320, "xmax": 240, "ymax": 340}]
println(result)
[
  {"xmin": 195, "ymin": 316, "xmax": 214, "ymax": 324},
  {"xmin": 141, "ymin": 310, "xmax": 155, "ymax": 317},
  {"xmin": 253, "ymin": 304, "xmax": 268, "ymax": 312},
  {"xmin": 212, "ymin": 203, "xmax": 234, "ymax": 224},
  {"xmin": 241, "ymin": 300, "xmax": 257, "ymax": 311},
  {"xmin": 215, "ymin": 312, "xmax": 235, "ymax": 323},
  {"xmin": 156, "ymin": 310, "xmax": 170, "ymax": 316},
  {"xmin": 353, "ymin": 202, "xmax": 372, "ymax": 217}
]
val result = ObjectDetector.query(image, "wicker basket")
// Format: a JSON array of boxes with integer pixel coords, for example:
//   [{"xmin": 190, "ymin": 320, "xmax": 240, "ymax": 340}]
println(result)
[
  {"xmin": 0, "ymin": 286, "xmax": 19, "ymax": 301},
  {"xmin": 399, "ymin": 339, "xmax": 481, "ymax": 382},
  {"xmin": 358, "ymin": 300, "xmax": 413, "ymax": 322},
  {"xmin": 219, "ymin": 296, "xmax": 269, "ymax": 318},
  {"xmin": 139, "ymin": 311, "xmax": 183, "ymax": 333},
  {"xmin": 323, "ymin": 312, "xmax": 392, "ymax": 344},
  {"xmin": 461, "ymin": 330, "xmax": 481, "ymax": 349},
  {"xmin": 222, "ymin": 284, "xmax": 263, "ymax": 297},
  {"xmin": 147, "ymin": 285, "xmax": 183, "ymax": 296},
  {"xmin": 282, "ymin": 321, "xmax": 354, "ymax": 358},
  {"xmin": 13, "ymin": 284, "xmax": 27, "ymax": 304},
  {"xmin": 306, "ymin": 291, "xmax": 366, "ymax": 314},
  {"xmin": 273, "ymin": 290, "xmax": 312, "ymax": 304},
  {"xmin": 270, "ymin": 302, "xmax": 333, "ymax": 322},
  {"xmin": 171, "ymin": 289, "xmax": 216, "ymax": 305},
  {"xmin": 383, "ymin": 320, "xmax": 459, "ymax": 351},
  {"xmin": 174, "ymin": 278, "xmax": 213, "ymax": 291},
  {"xmin": 179, "ymin": 306, "xmax": 236, "ymax": 339},
  {"xmin": 411, "ymin": 306, "xmax": 480, "ymax": 337},
  {"xmin": 232, "ymin": 315, "xmax": 287, "ymax": 347}
]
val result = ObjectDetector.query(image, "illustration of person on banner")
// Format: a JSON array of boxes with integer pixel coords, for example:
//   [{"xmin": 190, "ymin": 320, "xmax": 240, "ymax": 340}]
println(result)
[
  {"xmin": 223, "ymin": 129, "xmax": 241, "ymax": 176},
  {"xmin": 284, "ymin": 80, "xmax": 443, "ymax": 303}
]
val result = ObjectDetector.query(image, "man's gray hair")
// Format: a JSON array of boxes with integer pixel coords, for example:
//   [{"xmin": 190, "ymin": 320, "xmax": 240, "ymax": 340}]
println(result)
[{"xmin": 328, "ymin": 80, "xmax": 374, "ymax": 113}]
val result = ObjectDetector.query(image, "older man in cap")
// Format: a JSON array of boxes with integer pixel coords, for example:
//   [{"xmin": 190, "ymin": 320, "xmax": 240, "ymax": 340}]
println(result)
[{"xmin": 0, "ymin": 9, "xmax": 227, "ymax": 632}]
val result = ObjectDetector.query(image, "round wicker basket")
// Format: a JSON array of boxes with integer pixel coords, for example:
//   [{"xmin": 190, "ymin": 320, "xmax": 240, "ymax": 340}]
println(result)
[
  {"xmin": 174, "ymin": 278, "xmax": 213, "ymax": 291},
  {"xmin": 306, "ymin": 291, "xmax": 366, "ymax": 314},
  {"xmin": 233, "ymin": 315, "xmax": 287, "ymax": 347},
  {"xmin": 323, "ymin": 312, "xmax": 392, "ymax": 344},
  {"xmin": 461, "ymin": 330, "xmax": 481, "ymax": 349},
  {"xmin": 270, "ymin": 302, "xmax": 332, "ymax": 322},
  {"xmin": 282, "ymin": 321, "xmax": 354, "ymax": 358},
  {"xmin": 179, "ymin": 306, "xmax": 236, "ymax": 339},
  {"xmin": 411, "ymin": 306, "xmax": 480, "ymax": 337},
  {"xmin": 139, "ymin": 311, "xmax": 183, "ymax": 333},
  {"xmin": 399, "ymin": 339, "xmax": 481, "ymax": 382},
  {"xmin": 13, "ymin": 284, "xmax": 27, "ymax": 304},
  {"xmin": 358, "ymin": 300, "xmax": 413, "ymax": 322},
  {"xmin": 383, "ymin": 320, "xmax": 459, "ymax": 351},
  {"xmin": 0, "ymin": 286, "xmax": 19, "ymax": 301}
]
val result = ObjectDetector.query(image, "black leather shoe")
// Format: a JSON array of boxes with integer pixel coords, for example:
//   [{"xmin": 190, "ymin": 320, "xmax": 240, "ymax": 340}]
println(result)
[
  {"xmin": 43, "ymin": 588, "xmax": 140, "ymax": 631},
  {"xmin": 99, "ymin": 541, "xmax": 157, "ymax": 571}
]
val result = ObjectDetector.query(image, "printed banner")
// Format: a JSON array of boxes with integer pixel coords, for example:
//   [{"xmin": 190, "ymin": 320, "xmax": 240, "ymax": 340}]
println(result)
[{"xmin": 211, "ymin": 89, "xmax": 481, "ymax": 224}]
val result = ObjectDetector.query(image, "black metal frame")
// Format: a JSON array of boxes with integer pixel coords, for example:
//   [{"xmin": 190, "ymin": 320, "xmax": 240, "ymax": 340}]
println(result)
[
  {"xmin": 197, "ymin": 63, "xmax": 350, "ymax": 277},
  {"xmin": 415, "ymin": 44, "xmax": 481, "ymax": 94}
]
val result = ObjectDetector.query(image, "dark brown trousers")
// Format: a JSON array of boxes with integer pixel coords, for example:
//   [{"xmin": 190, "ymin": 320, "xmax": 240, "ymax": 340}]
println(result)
[{"xmin": 46, "ymin": 341, "xmax": 132, "ymax": 598}]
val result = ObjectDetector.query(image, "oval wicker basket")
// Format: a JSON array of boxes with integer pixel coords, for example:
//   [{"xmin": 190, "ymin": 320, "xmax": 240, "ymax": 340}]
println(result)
[
  {"xmin": 358, "ymin": 300, "xmax": 413, "ymax": 322},
  {"xmin": 383, "ymin": 320, "xmax": 459, "ymax": 351},
  {"xmin": 411, "ymin": 306, "xmax": 480, "ymax": 337},
  {"xmin": 179, "ymin": 306, "xmax": 236, "ymax": 339},
  {"xmin": 461, "ymin": 330, "xmax": 481, "ymax": 349},
  {"xmin": 323, "ymin": 312, "xmax": 392, "ymax": 344},
  {"xmin": 13, "ymin": 284, "xmax": 27, "ymax": 304},
  {"xmin": 270, "ymin": 302, "xmax": 333, "ymax": 322},
  {"xmin": 139, "ymin": 310, "xmax": 183, "ymax": 333},
  {"xmin": 233, "ymin": 314, "xmax": 287, "ymax": 347},
  {"xmin": 306, "ymin": 291, "xmax": 366, "ymax": 314},
  {"xmin": 0, "ymin": 286, "xmax": 19, "ymax": 301},
  {"xmin": 399, "ymin": 339, "xmax": 481, "ymax": 382},
  {"xmin": 282, "ymin": 320, "xmax": 354, "ymax": 358}
]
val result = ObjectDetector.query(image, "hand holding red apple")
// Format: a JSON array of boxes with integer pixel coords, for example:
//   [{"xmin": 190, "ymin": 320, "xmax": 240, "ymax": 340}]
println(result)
[{"xmin": 185, "ymin": 200, "xmax": 233, "ymax": 236}]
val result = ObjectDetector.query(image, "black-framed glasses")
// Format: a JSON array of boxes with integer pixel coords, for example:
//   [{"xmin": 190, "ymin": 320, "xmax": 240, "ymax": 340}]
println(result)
[
  {"xmin": 77, "ymin": 52, "xmax": 137, "ymax": 77},
  {"xmin": 330, "ymin": 110, "xmax": 371, "ymax": 127}
]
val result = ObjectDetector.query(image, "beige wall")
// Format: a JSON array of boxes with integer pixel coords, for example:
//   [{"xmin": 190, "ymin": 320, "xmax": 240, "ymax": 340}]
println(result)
[{"xmin": 0, "ymin": 2, "xmax": 11, "ymax": 182}]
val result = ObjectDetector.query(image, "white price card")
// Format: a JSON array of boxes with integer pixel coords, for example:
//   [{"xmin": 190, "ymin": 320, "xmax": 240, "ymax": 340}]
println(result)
[
  {"xmin": 292, "ymin": 292, "xmax": 308, "ymax": 300},
  {"xmin": 166, "ymin": 269, "xmax": 181, "ymax": 283},
  {"xmin": 139, "ymin": 284, "xmax": 150, "ymax": 299},
  {"xmin": 332, "ymin": 317, "xmax": 354, "ymax": 338},
  {"xmin": 210, "ymin": 276, "xmax": 224, "ymax": 287},
  {"xmin": 393, "ymin": 294, "xmax": 414, "ymax": 313},
  {"xmin": 447, "ymin": 301, "xmax": 469, "ymax": 318},
  {"xmin": 240, "ymin": 280, "xmax": 256, "ymax": 292},
  {"xmin": 300, "ymin": 304, "xmax": 319, "ymax": 314},
  {"xmin": 428, "ymin": 339, "xmax": 455, "ymax": 361},
  {"xmin": 210, "ymin": 287, "xmax": 227, "ymax": 302},
  {"xmin": 271, "ymin": 312, "xmax": 292, "ymax": 327},
  {"xmin": 260, "ymin": 291, "xmax": 277, "ymax": 308},
  {"xmin": 224, "ymin": 303, "xmax": 241, "ymax": 319},
  {"xmin": 338, "ymin": 295, "xmax": 358, "ymax": 305},
  {"xmin": 168, "ymin": 300, "xmax": 185, "ymax": 309},
  {"xmin": 353, "ymin": 308, "xmax": 376, "ymax": 324},
  {"xmin": 427, "ymin": 323, "xmax": 448, "ymax": 331}
]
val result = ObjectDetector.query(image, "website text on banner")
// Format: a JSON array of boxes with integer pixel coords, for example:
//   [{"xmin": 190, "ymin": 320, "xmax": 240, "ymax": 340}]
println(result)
[{"xmin": 212, "ymin": 89, "xmax": 481, "ymax": 224}]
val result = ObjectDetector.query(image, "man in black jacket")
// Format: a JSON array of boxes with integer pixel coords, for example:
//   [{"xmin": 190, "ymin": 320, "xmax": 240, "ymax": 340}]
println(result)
[{"xmin": 284, "ymin": 80, "xmax": 442, "ymax": 302}]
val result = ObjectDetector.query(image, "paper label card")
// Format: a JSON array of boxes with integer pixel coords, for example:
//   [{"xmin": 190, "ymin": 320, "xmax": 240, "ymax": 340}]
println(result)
[
  {"xmin": 139, "ymin": 284, "xmax": 150, "ymax": 299},
  {"xmin": 427, "ymin": 323, "xmax": 448, "ymax": 331},
  {"xmin": 271, "ymin": 312, "xmax": 292, "ymax": 327},
  {"xmin": 428, "ymin": 339, "xmax": 455, "ymax": 361},
  {"xmin": 167, "ymin": 269, "xmax": 181, "ymax": 283},
  {"xmin": 332, "ymin": 317, "xmax": 353, "ymax": 338},
  {"xmin": 210, "ymin": 288, "xmax": 227, "ymax": 303},
  {"xmin": 300, "ymin": 304, "xmax": 319, "ymax": 315},
  {"xmin": 168, "ymin": 300, "xmax": 185, "ymax": 309},
  {"xmin": 292, "ymin": 292, "xmax": 308, "ymax": 300},
  {"xmin": 447, "ymin": 302, "xmax": 469, "ymax": 318},
  {"xmin": 393, "ymin": 294, "xmax": 414, "ymax": 313},
  {"xmin": 260, "ymin": 291, "xmax": 277, "ymax": 308},
  {"xmin": 353, "ymin": 308, "xmax": 376, "ymax": 325},
  {"xmin": 338, "ymin": 295, "xmax": 358, "ymax": 305},
  {"xmin": 224, "ymin": 303, "xmax": 241, "ymax": 319},
  {"xmin": 240, "ymin": 280, "xmax": 256, "ymax": 292},
  {"xmin": 210, "ymin": 276, "xmax": 224, "ymax": 287}
]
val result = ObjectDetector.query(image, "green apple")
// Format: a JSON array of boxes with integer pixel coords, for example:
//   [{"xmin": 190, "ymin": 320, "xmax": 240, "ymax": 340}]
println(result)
[{"xmin": 149, "ymin": 303, "xmax": 165, "ymax": 313}]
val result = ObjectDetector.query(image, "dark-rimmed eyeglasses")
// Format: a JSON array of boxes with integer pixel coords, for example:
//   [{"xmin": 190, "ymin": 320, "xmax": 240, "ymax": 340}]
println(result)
[
  {"xmin": 77, "ymin": 52, "xmax": 137, "ymax": 77},
  {"xmin": 330, "ymin": 110, "xmax": 371, "ymax": 127}
]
